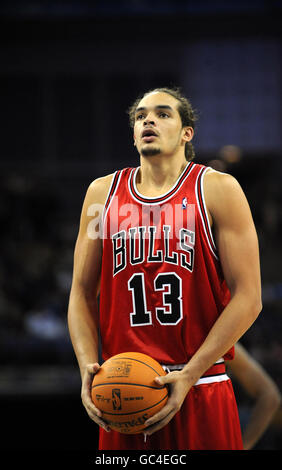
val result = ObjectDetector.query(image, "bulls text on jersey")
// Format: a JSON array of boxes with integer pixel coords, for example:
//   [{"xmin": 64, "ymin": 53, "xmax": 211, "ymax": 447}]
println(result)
[{"xmin": 112, "ymin": 225, "xmax": 195, "ymax": 276}]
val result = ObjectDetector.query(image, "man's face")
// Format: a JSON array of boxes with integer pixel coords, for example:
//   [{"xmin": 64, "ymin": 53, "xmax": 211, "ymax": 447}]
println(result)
[{"xmin": 133, "ymin": 91, "xmax": 191, "ymax": 158}]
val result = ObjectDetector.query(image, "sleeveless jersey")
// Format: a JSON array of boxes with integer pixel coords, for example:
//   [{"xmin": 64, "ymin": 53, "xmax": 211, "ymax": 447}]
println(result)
[{"xmin": 99, "ymin": 162, "xmax": 234, "ymax": 365}]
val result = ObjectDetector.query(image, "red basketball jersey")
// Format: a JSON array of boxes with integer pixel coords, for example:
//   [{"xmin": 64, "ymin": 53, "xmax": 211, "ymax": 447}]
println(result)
[{"xmin": 99, "ymin": 162, "xmax": 234, "ymax": 365}]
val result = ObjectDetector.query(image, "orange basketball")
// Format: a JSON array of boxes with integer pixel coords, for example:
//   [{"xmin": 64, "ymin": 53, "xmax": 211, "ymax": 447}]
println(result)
[{"xmin": 91, "ymin": 352, "xmax": 168, "ymax": 434}]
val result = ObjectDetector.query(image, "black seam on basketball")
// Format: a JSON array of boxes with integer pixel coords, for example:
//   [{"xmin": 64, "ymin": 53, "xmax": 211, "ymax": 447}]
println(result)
[
  {"xmin": 92, "ymin": 382, "xmax": 167, "ymax": 390},
  {"xmin": 104, "ymin": 356, "xmax": 164, "ymax": 376},
  {"xmin": 101, "ymin": 392, "xmax": 169, "ymax": 416}
]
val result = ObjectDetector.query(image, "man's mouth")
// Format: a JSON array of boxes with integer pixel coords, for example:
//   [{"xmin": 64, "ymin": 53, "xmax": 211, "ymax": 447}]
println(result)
[{"xmin": 141, "ymin": 128, "xmax": 158, "ymax": 142}]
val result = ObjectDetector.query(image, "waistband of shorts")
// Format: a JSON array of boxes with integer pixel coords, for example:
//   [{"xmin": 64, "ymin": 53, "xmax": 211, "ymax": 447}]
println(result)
[{"xmin": 161, "ymin": 358, "xmax": 229, "ymax": 385}]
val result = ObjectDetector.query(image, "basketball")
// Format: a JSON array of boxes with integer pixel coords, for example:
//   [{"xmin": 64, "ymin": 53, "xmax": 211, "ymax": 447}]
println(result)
[{"xmin": 91, "ymin": 352, "xmax": 168, "ymax": 434}]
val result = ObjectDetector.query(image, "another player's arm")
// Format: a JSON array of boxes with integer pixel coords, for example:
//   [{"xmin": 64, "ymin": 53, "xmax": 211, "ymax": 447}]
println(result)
[
  {"xmin": 144, "ymin": 171, "xmax": 262, "ymax": 435},
  {"xmin": 68, "ymin": 174, "xmax": 113, "ymax": 431},
  {"xmin": 227, "ymin": 342, "xmax": 281, "ymax": 450}
]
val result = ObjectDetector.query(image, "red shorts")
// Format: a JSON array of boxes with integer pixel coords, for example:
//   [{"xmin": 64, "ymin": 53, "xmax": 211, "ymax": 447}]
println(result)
[{"xmin": 99, "ymin": 378, "xmax": 243, "ymax": 450}]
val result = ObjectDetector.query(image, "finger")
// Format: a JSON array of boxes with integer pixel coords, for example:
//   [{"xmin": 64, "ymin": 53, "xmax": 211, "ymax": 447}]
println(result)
[
  {"xmin": 80, "ymin": 363, "xmax": 110, "ymax": 431},
  {"xmin": 88, "ymin": 411, "xmax": 111, "ymax": 433},
  {"xmin": 86, "ymin": 363, "xmax": 100, "ymax": 374},
  {"xmin": 144, "ymin": 400, "xmax": 174, "ymax": 428},
  {"xmin": 82, "ymin": 363, "xmax": 100, "ymax": 393},
  {"xmin": 154, "ymin": 370, "xmax": 179, "ymax": 386},
  {"xmin": 81, "ymin": 364, "xmax": 102, "ymax": 416},
  {"xmin": 82, "ymin": 363, "xmax": 101, "ymax": 395},
  {"xmin": 83, "ymin": 394, "xmax": 103, "ymax": 418},
  {"xmin": 145, "ymin": 409, "xmax": 176, "ymax": 436},
  {"xmin": 154, "ymin": 376, "xmax": 164, "ymax": 386},
  {"xmin": 83, "ymin": 397, "xmax": 111, "ymax": 432}
]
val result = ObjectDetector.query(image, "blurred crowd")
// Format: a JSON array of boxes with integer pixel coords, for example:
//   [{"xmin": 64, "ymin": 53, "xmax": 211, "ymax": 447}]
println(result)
[{"xmin": 0, "ymin": 172, "xmax": 75, "ymax": 366}]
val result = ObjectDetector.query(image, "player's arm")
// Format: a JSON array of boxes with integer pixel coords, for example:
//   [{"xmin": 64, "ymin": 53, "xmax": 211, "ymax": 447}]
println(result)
[
  {"xmin": 144, "ymin": 171, "xmax": 262, "ymax": 435},
  {"xmin": 182, "ymin": 171, "xmax": 263, "ymax": 379},
  {"xmin": 67, "ymin": 174, "xmax": 113, "ymax": 431},
  {"xmin": 227, "ymin": 342, "xmax": 281, "ymax": 450}
]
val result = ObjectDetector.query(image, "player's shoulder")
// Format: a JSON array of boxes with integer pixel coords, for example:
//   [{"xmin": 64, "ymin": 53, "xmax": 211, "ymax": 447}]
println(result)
[
  {"xmin": 203, "ymin": 166, "xmax": 249, "ymax": 221},
  {"xmin": 88, "ymin": 172, "xmax": 115, "ymax": 192},
  {"xmin": 82, "ymin": 172, "xmax": 115, "ymax": 208},
  {"xmin": 86, "ymin": 167, "xmax": 133, "ymax": 205},
  {"xmin": 204, "ymin": 167, "xmax": 243, "ymax": 199},
  {"xmin": 204, "ymin": 166, "xmax": 238, "ymax": 185}
]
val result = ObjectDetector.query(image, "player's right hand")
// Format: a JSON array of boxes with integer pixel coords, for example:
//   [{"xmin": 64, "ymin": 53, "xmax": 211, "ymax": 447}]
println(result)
[{"xmin": 81, "ymin": 363, "xmax": 111, "ymax": 432}]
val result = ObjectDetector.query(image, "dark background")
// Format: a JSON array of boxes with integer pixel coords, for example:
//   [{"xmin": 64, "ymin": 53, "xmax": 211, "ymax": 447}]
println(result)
[{"xmin": 1, "ymin": 0, "xmax": 282, "ymax": 454}]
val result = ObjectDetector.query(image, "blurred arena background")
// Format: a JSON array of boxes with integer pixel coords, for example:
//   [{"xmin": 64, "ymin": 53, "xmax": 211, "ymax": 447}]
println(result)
[{"xmin": 0, "ymin": 0, "xmax": 282, "ymax": 452}]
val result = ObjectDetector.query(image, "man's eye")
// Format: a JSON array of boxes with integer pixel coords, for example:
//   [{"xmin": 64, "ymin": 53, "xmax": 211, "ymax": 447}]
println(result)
[
  {"xmin": 136, "ymin": 114, "xmax": 144, "ymax": 120},
  {"xmin": 159, "ymin": 112, "xmax": 169, "ymax": 118}
]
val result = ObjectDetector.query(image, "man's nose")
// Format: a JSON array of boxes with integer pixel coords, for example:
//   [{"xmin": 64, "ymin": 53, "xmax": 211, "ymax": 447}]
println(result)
[
  {"xmin": 144, "ymin": 119, "xmax": 155, "ymax": 126},
  {"xmin": 144, "ymin": 113, "xmax": 155, "ymax": 126}
]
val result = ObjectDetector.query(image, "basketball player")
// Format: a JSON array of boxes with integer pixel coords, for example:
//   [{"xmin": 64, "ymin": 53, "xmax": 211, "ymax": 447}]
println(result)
[{"xmin": 68, "ymin": 87, "xmax": 262, "ymax": 450}]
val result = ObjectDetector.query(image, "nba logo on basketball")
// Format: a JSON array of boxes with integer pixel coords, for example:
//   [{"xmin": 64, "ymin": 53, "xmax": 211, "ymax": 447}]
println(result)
[
  {"xmin": 182, "ymin": 197, "xmax": 188, "ymax": 209},
  {"xmin": 112, "ymin": 389, "xmax": 122, "ymax": 410}
]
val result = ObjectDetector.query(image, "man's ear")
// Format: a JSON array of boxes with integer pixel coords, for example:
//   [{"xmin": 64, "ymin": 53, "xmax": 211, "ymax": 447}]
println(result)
[{"xmin": 182, "ymin": 126, "xmax": 194, "ymax": 143}]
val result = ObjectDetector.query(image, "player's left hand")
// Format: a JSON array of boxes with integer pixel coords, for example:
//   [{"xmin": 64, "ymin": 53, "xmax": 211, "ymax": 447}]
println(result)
[{"xmin": 143, "ymin": 370, "xmax": 193, "ymax": 436}]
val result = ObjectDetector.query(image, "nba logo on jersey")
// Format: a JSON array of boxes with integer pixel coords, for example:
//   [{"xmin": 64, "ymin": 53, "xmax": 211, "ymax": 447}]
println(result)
[{"xmin": 182, "ymin": 197, "xmax": 188, "ymax": 209}]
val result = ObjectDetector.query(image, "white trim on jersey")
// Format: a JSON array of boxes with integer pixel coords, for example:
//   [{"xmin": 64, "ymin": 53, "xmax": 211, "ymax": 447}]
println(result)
[
  {"xmin": 195, "ymin": 167, "xmax": 219, "ymax": 260},
  {"xmin": 102, "ymin": 170, "xmax": 120, "ymax": 223},
  {"xmin": 161, "ymin": 358, "xmax": 228, "ymax": 385},
  {"xmin": 129, "ymin": 163, "xmax": 195, "ymax": 205},
  {"xmin": 102, "ymin": 169, "xmax": 123, "ymax": 243},
  {"xmin": 215, "ymin": 357, "xmax": 224, "ymax": 364},
  {"xmin": 161, "ymin": 358, "xmax": 224, "ymax": 372},
  {"xmin": 162, "ymin": 363, "xmax": 186, "ymax": 372},
  {"xmin": 194, "ymin": 374, "xmax": 229, "ymax": 386}
]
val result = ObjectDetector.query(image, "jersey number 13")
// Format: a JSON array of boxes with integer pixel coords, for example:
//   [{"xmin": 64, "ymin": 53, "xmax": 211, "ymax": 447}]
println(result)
[{"xmin": 128, "ymin": 272, "xmax": 183, "ymax": 326}]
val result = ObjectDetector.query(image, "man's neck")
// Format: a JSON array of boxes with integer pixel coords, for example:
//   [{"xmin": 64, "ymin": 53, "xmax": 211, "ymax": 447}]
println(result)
[{"xmin": 136, "ymin": 154, "xmax": 188, "ymax": 196}]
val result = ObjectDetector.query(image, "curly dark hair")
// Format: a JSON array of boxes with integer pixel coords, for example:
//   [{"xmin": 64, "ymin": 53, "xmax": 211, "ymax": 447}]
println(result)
[{"xmin": 128, "ymin": 87, "xmax": 198, "ymax": 161}]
